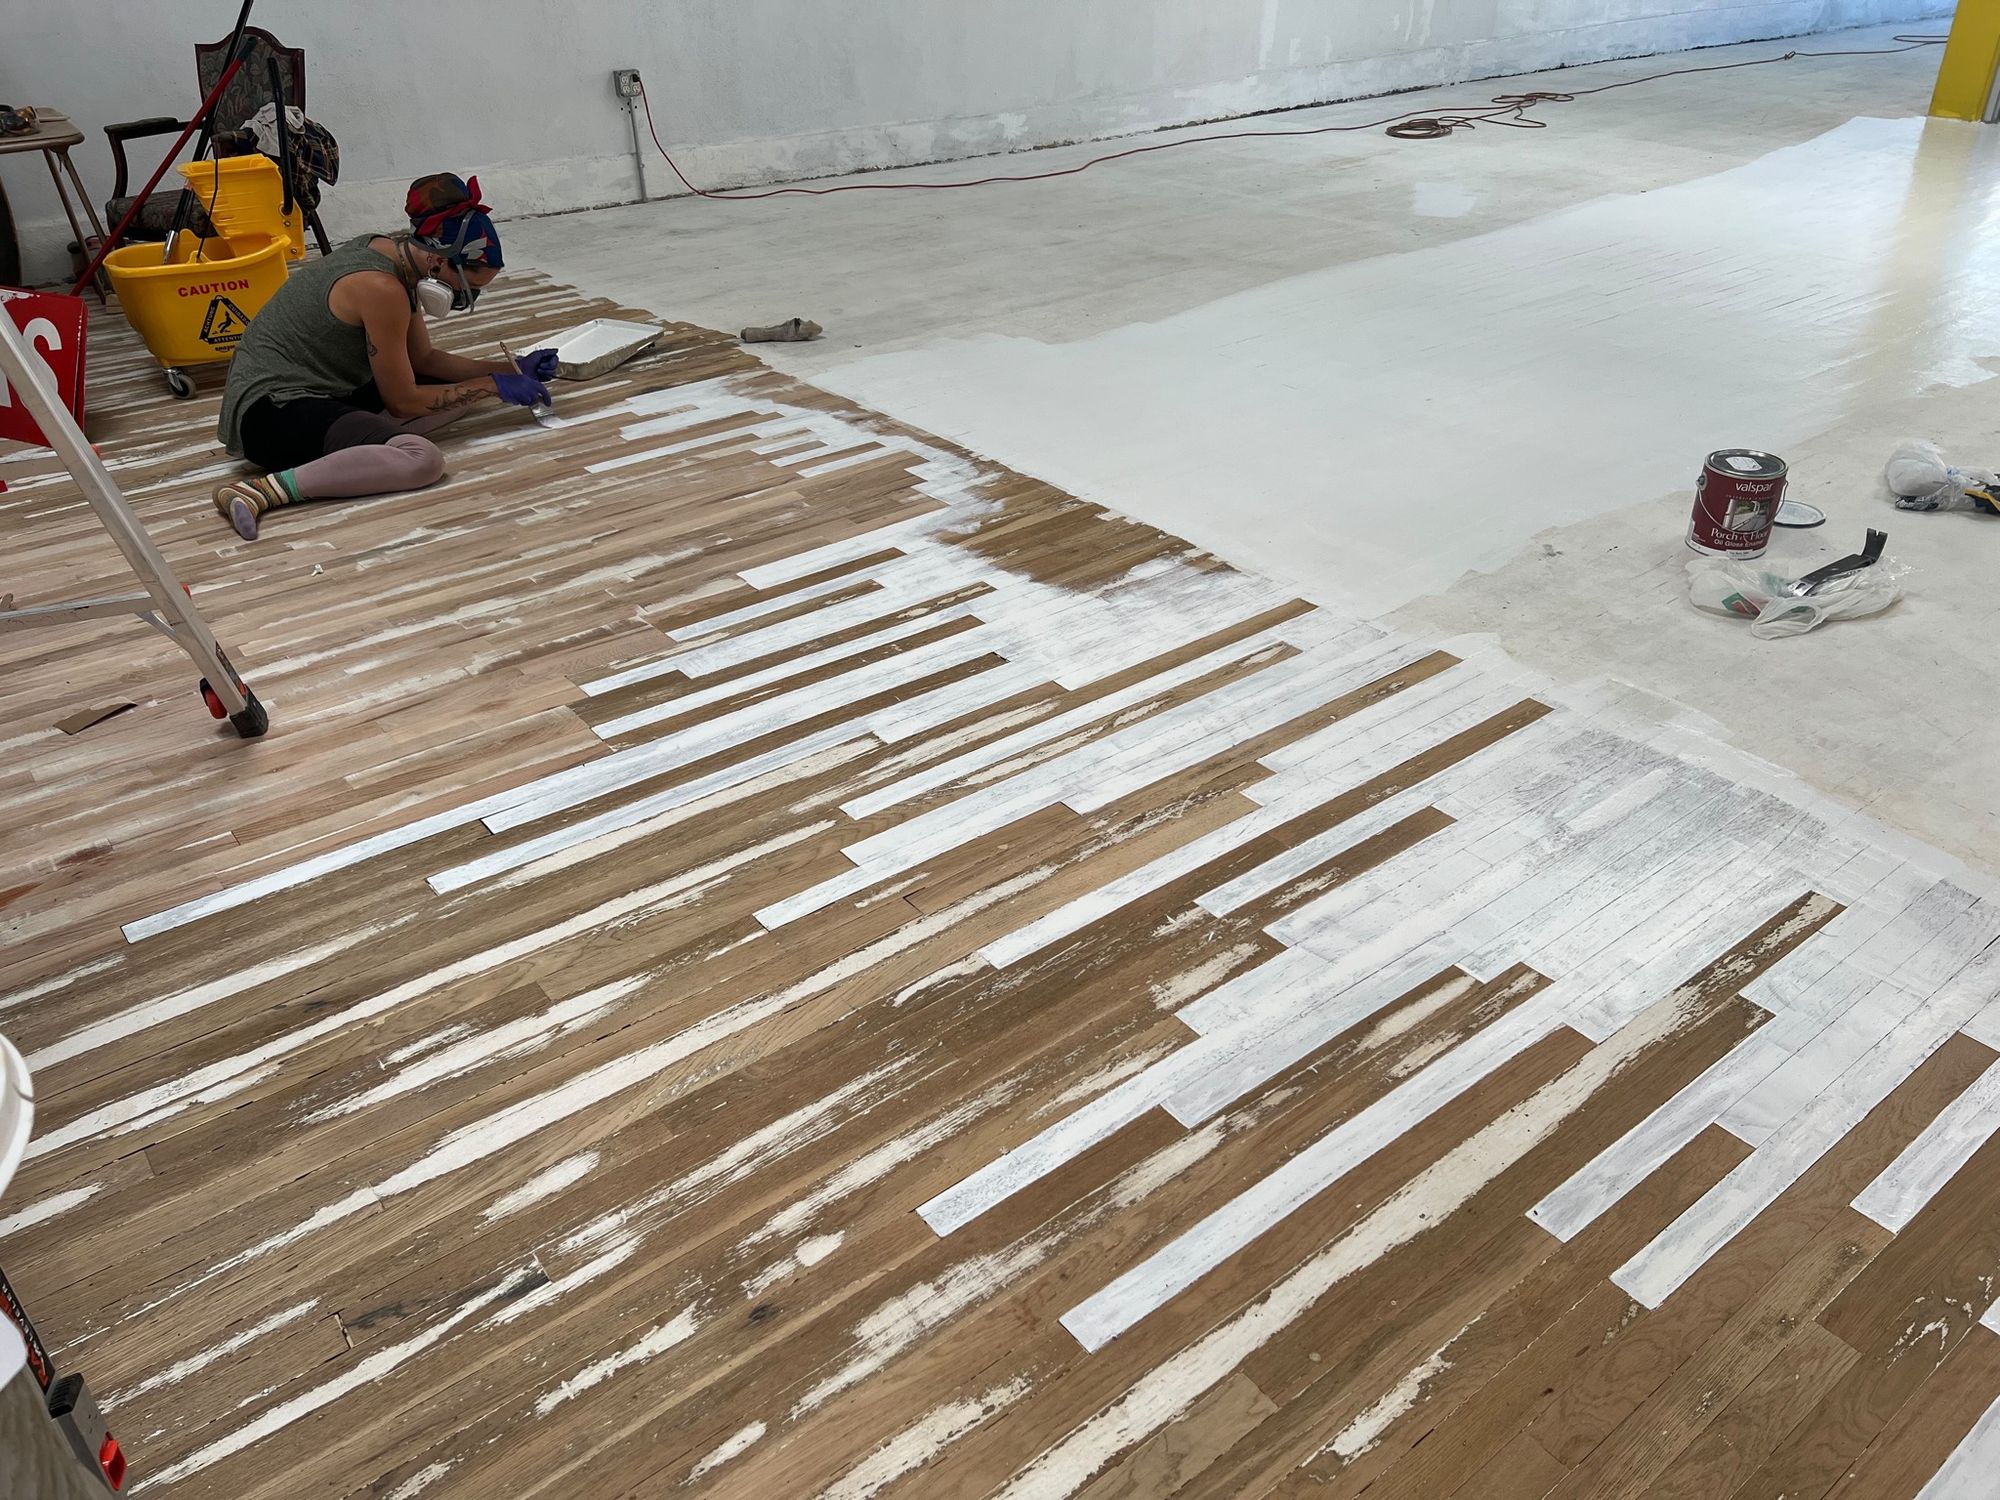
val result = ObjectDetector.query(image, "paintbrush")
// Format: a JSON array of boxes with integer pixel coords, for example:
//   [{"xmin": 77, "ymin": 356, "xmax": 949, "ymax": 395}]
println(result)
[{"xmin": 496, "ymin": 336, "xmax": 557, "ymax": 424}]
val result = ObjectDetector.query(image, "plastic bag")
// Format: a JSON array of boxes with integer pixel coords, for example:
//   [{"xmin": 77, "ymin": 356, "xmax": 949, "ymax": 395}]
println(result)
[
  {"xmin": 1685, "ymin": 555, "xmax": 1907, "ymax": 639},
  {"xmin": 1883, "ymin": 438, "xmax": 2000, "ymax": 515}
]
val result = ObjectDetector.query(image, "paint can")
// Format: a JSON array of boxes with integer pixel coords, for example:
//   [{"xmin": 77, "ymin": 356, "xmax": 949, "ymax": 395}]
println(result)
[{"xmin": 1687, "ymin": 450, "xmax": 1786, "ymax": 558}]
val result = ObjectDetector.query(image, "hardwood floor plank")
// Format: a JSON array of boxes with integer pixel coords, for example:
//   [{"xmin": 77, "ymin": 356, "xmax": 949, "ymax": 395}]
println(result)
[
  {"xmin": 1644, "ymin": 1320, "xmax": 1859, "ymax": 1500},
  {"xmin": 1314, "ymin": 1126, "xmax": 1753, "ymax": 1500},
  {"xmin": 1076, "ymin": 1372, "xmax": 1278, "ymax": 1500},
  {"xmin": 1538, "ymin": 1209, "xmax": 1888, "ymax": 1500},
  {"xmin": 1824, "ymin": 1328, "xmax": 2000, "ymax": 1500},
  {"xmin": 1524, "ymin": 1033, "xmax": 1995, "ymax": 1470}
]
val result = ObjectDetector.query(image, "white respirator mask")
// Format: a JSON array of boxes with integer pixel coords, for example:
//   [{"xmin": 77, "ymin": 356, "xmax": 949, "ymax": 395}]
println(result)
[
  {"xmin": 413, "ymin": 277, "xmax": 456, "ymax": 320},
  {"xmin": 401, "ymin": 229, "xmax": 481, "ymax": 320}
]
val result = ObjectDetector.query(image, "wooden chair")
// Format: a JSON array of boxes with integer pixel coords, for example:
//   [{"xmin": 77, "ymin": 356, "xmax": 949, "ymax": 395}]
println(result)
[{"xmin": 102, "ymin": 25, "xmax": 333, "ymax": 254}]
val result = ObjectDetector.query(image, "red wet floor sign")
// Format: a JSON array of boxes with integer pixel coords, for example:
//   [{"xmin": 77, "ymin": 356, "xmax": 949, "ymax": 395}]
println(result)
[{"xmin": 0, "ymin": 286, "xmax": 88, "ymax": 450}]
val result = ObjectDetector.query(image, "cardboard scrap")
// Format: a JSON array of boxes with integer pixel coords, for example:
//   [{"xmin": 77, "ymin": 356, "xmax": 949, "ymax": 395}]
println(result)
[{"xmin": 56, "ymin": 702, "xmax": 137, "ymax": 735}]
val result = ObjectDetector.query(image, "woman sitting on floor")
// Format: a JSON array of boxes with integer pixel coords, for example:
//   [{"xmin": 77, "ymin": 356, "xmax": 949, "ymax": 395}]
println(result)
[{"xmin": 211, "ymin": 173, "xmax": 556, "ymax": 540}]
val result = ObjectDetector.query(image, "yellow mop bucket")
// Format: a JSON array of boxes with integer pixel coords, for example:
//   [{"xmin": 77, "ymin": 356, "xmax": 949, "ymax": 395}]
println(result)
[{"xmin": 102, "ymin": 230, "xmax": 289, "ymax": 398}]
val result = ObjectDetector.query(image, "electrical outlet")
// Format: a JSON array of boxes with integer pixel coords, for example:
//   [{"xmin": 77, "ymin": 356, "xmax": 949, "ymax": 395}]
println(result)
[{"xmin": 613, "ymin": 68, "xmax": 642, "ymax": 99}]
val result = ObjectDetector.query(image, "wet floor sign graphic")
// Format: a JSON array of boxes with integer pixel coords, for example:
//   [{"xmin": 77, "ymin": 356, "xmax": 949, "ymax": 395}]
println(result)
[{"xmin": 198, "ymin": 296, "xmax": 251, "ymax": 349}]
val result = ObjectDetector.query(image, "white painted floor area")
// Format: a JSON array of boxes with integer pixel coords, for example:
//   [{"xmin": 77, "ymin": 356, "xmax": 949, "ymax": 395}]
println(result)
[{"xmin": 512, "ymin": 26, "xmax": 2000, "ymax": 878}]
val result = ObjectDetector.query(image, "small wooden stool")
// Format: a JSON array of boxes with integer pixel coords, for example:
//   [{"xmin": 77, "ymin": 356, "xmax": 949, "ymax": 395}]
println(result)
[{"xmin": 0, "ymin": 110, "xmax": 110, "ymax": 298}]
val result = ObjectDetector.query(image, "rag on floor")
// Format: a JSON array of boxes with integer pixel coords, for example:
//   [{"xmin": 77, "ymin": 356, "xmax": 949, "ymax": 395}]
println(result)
[{"xmin": 1883, "ymin": 438, "xmax": 2000, "ymax": 516}]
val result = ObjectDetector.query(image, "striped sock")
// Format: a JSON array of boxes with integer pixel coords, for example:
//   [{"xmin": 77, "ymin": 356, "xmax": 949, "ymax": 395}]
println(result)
[{"xmin": 211, "ymin": 473, "xmax": 296, "ymax": 541}]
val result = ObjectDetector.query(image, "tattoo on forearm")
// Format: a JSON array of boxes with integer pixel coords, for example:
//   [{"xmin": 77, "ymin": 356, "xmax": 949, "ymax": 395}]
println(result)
[
  {"xmin": 426, "ymin": 385, "xmax": 491, "ymax": 412},
  {"xmin": 366, "ymin": 336, "xmax": 378, "ymax": 357}
]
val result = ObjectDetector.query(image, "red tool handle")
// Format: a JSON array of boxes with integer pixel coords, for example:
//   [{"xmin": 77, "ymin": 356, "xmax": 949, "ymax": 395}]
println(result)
[{"xmin": 67, "ymin": 56, "xmax": 244, "ymax": 297}]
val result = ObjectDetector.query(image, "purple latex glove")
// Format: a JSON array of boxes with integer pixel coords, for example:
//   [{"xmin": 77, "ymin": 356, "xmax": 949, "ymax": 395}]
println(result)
[
  {"xmin": 492, "ymin": 371, "xmax": 552, "ymax": 408},
  {"xmin": 515, "ymin": 347, "xmax": 561, "ymax": 381}
]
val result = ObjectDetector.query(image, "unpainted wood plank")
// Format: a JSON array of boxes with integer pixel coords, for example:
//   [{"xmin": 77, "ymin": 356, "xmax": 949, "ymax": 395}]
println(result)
[
  {"xmin": 1449, "ymin": 1430, "xmax": 1570, "ymax": 1500},
  {"xmin": 1180, "ymin": 993, "xmax": 1774, "ymax": 1500},
  {"xmin": 1538, "ymin": 1209, "xmax": 1889, "ymax": 1500},
  {"xmin": 1823, "ymin": 1326, "xmax": 2000, "ymax": 1500},
  {"xmin": 1365, "ymin": 1036, "xmax": 1995, "ymax": 1498},
  {"xmin": 1074, "ymin": 1371, "xmax": 1278, "ymax": 1500},
  {"xmin": 1309, "ymin": 1126, "xmax": 1753, "ymax": 1500},
  {"xmin": 1643, "ymin": 1320, "xmax": 1858, "ymax": 1500},
  {"xmin": 1524, "ymin": 1033, "xmax": 1996, "ymax": 1471}
]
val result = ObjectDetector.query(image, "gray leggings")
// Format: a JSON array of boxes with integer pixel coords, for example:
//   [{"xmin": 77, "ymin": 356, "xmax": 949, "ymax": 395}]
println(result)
[
  {"xmin": 291, "ymin": 432, "xmax": 446, "ymax": 499},
  {"xmin": 243, "ymin": 382, "xmax": 474, "ymax": 502}
]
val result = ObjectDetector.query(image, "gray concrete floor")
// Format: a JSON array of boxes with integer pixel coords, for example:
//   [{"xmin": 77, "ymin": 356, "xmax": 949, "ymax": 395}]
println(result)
[{"xmin": 511, "ymin": 25, "xmax": 2000, "ymax": 879}]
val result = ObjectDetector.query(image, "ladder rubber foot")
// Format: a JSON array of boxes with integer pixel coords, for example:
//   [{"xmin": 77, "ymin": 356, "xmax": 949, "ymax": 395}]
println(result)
[{"xmin": 229, "ymin": 690, "xmax": 269, "ymax": 739}]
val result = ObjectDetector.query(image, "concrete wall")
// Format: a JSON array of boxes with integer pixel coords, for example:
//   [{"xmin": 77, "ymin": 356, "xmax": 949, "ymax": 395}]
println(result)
[{"xmin": 0, "ymin": 0, "xmax": 1951, "ymax": 280}]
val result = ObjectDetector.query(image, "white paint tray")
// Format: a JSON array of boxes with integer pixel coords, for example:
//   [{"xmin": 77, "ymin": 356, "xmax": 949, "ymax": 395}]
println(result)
[{"xmin": 546, "ymin": 317, "xmax": 665, "ymax": 380}]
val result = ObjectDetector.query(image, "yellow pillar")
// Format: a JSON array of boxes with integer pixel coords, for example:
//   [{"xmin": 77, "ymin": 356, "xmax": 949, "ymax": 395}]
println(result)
[{"xmin": 1931, "ymin": 0, "xmax": 2000, "ymax": 121}]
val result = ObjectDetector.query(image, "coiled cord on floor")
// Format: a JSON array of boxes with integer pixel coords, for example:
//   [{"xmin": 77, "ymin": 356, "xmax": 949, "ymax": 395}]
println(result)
[
  {"xmin": 636, "ymin": 33, "xmax": 1947, "ymax": 196},
  {"xmin": 1386, "ymin": 34, "xmax": 1945, "ymax": 137}
]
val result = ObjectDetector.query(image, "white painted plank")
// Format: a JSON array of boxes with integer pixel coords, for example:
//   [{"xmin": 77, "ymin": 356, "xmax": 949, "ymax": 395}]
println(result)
[
  {"xmin": 595, "ymin": 629, "xmax": 997, "ymax": 740},
  {"xmin": 586, "ymin": 608, "xmax": 969, "ymax": 717},
  {"xmin": 862, "ymin": 659, "xmax": 1050, "ymax": 743},
  {"xmin": 668, "ymin": 576, "xmax": 978, "ymax": 680},
  {"xmin": 919, "ymin": 945, "xmax": 1417, "ymax": 1238},
  {"xmin": 1196, "ymin": 793, "xmax": 1434, "ymax": 920},
  {"xmin": 1530, "ymin": 1034, "xmax": 1793, "ymax": 1241},
  {"xmin": 1032, "ymin": 578, "xmax": 1316, "ymax": 692},
  {"xmin": 1259, "ymin": 735, "xmax": 1663, "ymax": 958},
  {"xmin": 1566, "ymin": 870, "xmax": 1813, "ymax": 1043},
  {"xmin": 1517, "ymin": 824, "xmax": 1752, "ymax": 985},
  {"xmin": 797, "ymin": 446, "xmax": 899, "ymax": 478},
  {"xmin": 1720, "ymin": 979, "xmax": 1934, "ymax": 1146},
  {"xmin": 125, "ymin": 799, "xmax": 505, "ymax": 944},
  {"xmin": 1741, "ymin": 876, "xmax": 1932, "ymax": 1020},
  {"xmin": 1965, "ymin": 996, "xmax": 2000, "ymax": 1047},
  {"xmin": 674, "ymin": 547, "xmax": 971, "ymax": 645},
  {"xmin": 1058, "ymin": 991, "xmax": 1567, "ymax": 1350},
  {"xmin": 1748, "ymin": 880, "xmax": 1990, "ymax": 1058},
  {"xmin": 978, "ymin": 803, "xmax": 1296, "ymax": 969},
  {"xmin": 982, "ymin": 689, "xmax": 1503, "ymax": 969},
  {"xmin": 1254, "ymin": 655, "xmax": 1512, "ymax": 778},
  {"xmin": 1061, "ymin": 639, "xmax": 1439, "ymax": 815},
  {"xmin": 753, "ymin": 863, "xmax": 882, "ymax": 932},
  {"xmin": 917, "ymin": 1048, "xmax": 1205, "ymax": 1237},
  {"xmin": 491, "ymin": 638, "xmax": 994, "ymax": 838},
  {"xmin": 1264, "ymin": 764, "xmax": 1700, "ymax": 996},
  {"xmin": 663, "ymin": 569, "xmax": 891, "ymax": 645},
  {"xmin": 1206, "ymin": 718, "xmax": 1584, "ymax": 922},
  {"xmin": 1417, "ymin": 777, "xmax": 1737, "ymax": 983},
  {"xmin": 1163, "ymin": 951, "xmax": 1488, "ymax": 1124},
  {"xmin": 429, "ymin": 729, "xmax": 859, "ymax": 894},
  {"xmin": 1283, "ymin": 679, "xmax": 1548, "ymax": 811},
  {"xmin": 737, "ymin": 514, "xmax": 948, "ymax": 590},
  {"xmin": 583, "ymin": 418, "xmax": 791, "ymax": 474},
  {"xmin": 1913, "ymin": 1390, "xmax": 2000, "ymax": 1500},
  {"xmin": 1614, "ymin": 940, "xmax": 2000, "ymax": 1308},
  {"xmin": 1853, "ymin": 1053, "xmax": 2000, "ymax": 1232},
  {"xmin": 1463, "ymin": 779, "xmax": 1748, "ymax": 979},
  {"xmin": 843, "ymin": 632, "xmax": 1294, "ymax": 821}
]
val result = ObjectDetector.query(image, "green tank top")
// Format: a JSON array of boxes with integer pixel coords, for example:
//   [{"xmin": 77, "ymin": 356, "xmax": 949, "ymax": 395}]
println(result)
[{"xmin": 215, "ymin": 236, "xmax": 407, "ymax": 457}]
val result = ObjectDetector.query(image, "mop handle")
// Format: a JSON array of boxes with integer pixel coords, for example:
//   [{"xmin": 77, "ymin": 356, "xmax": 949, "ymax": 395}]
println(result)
[
  {"xmin": 67, "ymin": 58, "xmax": 245, "ymax": 297},
  {"xmin": 161, "ymin": 0, "xmax": 257, "ymax": 262}
]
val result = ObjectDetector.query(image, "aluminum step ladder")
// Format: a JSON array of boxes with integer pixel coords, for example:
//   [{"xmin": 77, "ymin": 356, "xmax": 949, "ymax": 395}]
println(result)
[{"xmin": 0, "ymin": 303, "xmax": 266, "ymax": 737}]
